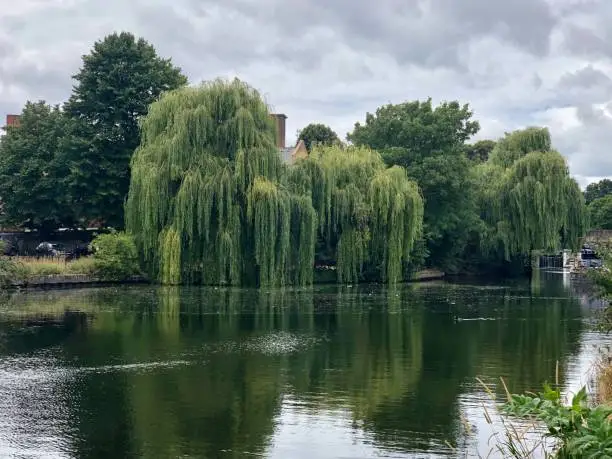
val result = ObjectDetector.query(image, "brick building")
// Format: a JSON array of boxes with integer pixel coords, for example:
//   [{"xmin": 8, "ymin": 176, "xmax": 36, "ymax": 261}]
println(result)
[
  {"xmin": 269, "ymin": 113, "xmax": 307, "ymax": 164},
  {"xmin": 5, "ymin": 115, "xmax": 20, "ymax": 128}
]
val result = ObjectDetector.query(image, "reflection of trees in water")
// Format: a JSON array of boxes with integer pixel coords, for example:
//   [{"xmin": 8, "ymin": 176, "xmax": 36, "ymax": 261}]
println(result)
[{"xmin": 0, "ymin": 281, "xmax": 585, "ymax": 457}]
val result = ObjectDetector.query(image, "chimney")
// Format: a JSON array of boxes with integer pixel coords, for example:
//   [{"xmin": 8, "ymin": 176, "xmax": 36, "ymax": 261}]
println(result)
[
  {"xmin": 5, "ymin": 115, "xmax": 20, "ymax": 128},
  {"xmin": 270, "ymin": 113, "xmax": 287, "ymax": 148}
]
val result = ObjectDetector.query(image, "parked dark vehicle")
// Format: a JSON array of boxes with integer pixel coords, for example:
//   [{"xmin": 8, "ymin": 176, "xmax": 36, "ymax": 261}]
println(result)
[{"xmin": 65, "ymin": 244, "xmax": 92, "ymax": 262}]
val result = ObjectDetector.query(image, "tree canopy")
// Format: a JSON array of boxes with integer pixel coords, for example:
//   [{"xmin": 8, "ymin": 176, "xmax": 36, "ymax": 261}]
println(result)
[
  {"xmin": 126, "ymin": 79, "xmax": 423, "ymax": 286},
  {"xmin": 588, "ymin": 195, "xmax": 612, "ymax": 230},
  {"xmin": 347, "ymin": 98, "xmax": 480, "ymax": 271},
  {"xmin": 464, "ymin": 139, "xmax": 496, "ymax": 163},
  {"xmin": 585, "ymin": 179, "xmax": 612, "ymax": 205},
  {"xmin": 0, "ymin": 101, "xmax": 75, "ymax": 232},
  {"xmin": 288, "ymin": 145, "xmax": 423, "ymax": 283},
  {"xmin": 297, "ymin": 123, "xmax": 340, "ymax": 152},
  {"xmin": 0, "ymin": 30, "xmax": 590, "ymax": 282},
  {"xmin": 64, "ymin": 31, "xmax": 188, "ymax": 228},
  {"xmin": 477, "ymin": 127, "xmax": 586, "ymax": 259}
]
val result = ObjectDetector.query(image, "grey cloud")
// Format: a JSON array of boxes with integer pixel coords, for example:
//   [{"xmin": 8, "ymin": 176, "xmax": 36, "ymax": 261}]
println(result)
[
  {"xmin": 0, "ymin": 0, "xmax": 611, "ymax": 186},
  {"xmin": 559, "ymin": 1, "xmax": 612, "ymax": 60},
  {"xmin": 190, "ymin": 0, "xmax": 558, "ymax": 70},
  {"xmin": 532, "ymin": 73, "xmax": 543, "ymax": 90},
  {"xmin": 558, "ymin": 65, "xmax": 612, "ymax": 90},
  {"xmin": 435, "ymin": 0, "xmax": 556, "ymax": 56},
  {"xmin": 561, "ymin": 24, "xmax": 609, "ymax": 60},
  {"xmin": 553, "ymin": 65, "xmax": 612, "ymax": 107},
  {"xmin": 552, "ymin": 104, "xmax": 612, "ymax": 179},
  {"xmin": 528, "ymin": 65, "xmax": 612, "ymax": 118}
]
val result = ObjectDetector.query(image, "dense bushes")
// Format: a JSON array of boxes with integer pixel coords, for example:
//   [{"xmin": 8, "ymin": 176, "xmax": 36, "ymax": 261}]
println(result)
[
  {"xmin": 90, "ymin": 232, "xmax": 140, "ymax": 281},
  {"xmin": 0, "ymin": 256, "xmax": 26, "ymax": 288}
]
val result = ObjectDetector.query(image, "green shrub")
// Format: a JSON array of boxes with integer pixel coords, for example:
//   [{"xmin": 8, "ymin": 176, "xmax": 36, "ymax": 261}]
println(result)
[
  {"xmin": 91, "ymin": 232, "xmax": 140, "ymax": 281},
  {"xmin": 0, "ymin": 241, "xmax": 26, "ymax": 287},
  {"xmin": 0, "ymin": 257, "xmax": 26, "ymax": 287}
]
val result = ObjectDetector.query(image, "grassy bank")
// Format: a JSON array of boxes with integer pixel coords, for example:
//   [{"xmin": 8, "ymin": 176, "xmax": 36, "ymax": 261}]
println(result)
[
  {"xmin": 0, "ymin": 232, "xmax": 141, "ymax": 287},
  {"xmin": 16, "ymin": 256, "xmax": 98, "ymax": 277}
]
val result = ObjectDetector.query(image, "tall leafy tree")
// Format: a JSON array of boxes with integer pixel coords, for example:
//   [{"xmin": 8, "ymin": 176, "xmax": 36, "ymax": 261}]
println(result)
[
  {"xmin": 126, "ymin": 79, "xmax": 317, "ymax": 286},
  {"xmin": 297, "ymin": 123, "xmax": 340, "ymax": 152},
  {"xmin": 478, "ymin": 127, "xmax": 586, "ymax": 261},
  {"xmin": 584, "ymin": 179, "xmax": 612, "ymax": 205},
  {"xmin": 126, "ymin": 79, "xmax": 423, "ymax": 286},
  {"xmin": 588, "ymin": 195, "xmax": 612, "ymax": 230},
  {"xmin": 347, "ymin": 99, "xmax": 480, "ymax": 271},
  {"xmin": 64, "ymin": 32, "xmax": 188, "ymax": 228},
  {"xmin": 0, "ymin": 101, "xmax": 75, "ymax": 233}
]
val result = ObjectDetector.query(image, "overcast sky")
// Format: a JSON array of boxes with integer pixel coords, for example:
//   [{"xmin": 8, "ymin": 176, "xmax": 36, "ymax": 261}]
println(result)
[{"xmin": 1, "ymin": 0, "xmax": 611, "ymax": 187}]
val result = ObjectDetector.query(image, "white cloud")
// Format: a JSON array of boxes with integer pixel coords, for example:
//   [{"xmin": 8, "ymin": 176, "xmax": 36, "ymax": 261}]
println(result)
[{"xmin": 0, "ymin": 0, "xmax": 611, "ymax": 185}]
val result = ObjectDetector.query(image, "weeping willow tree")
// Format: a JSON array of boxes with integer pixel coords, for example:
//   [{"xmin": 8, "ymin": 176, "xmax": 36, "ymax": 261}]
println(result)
[
  {"xmin": 287, "ymin": 145, "xmax": 424, "ymax": 284},
  {"xmin": 125, "ymin": 78, "xmax": 317, "ymax": 286},
  {"xmin": 477, "ymin": 127, "xmax": 587, "ymax": 261}
]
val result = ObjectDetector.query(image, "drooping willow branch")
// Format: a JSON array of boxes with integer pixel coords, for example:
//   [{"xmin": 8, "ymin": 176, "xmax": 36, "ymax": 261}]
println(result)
[
  {"xmin": 289, "ymin": 145, "xmax": 424, "ymax": 284},
  {"xmin": 126, "ymin": 79, "xmax": 424, "ymax": 286},
  {"xmin": 478, "ymin": 127, "xmax": 587, "ymax": 259}
]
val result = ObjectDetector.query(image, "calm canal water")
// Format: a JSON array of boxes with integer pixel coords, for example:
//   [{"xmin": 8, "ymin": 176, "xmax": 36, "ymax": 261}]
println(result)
[{"xmin": 0, "ymin": 273, "xmax": 605, "ymax": 458}]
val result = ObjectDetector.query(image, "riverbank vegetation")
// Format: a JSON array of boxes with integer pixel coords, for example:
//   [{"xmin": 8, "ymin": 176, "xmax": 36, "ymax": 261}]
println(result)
[
  {"xmin": 488, "ymin": 251, "xmax": 612, "ymax": 458},
  {"xmin": 0, "ymin": 232, "xmax": 140, "ymax": 286},
  {"xmin": 125, "ymin": 79, "xmax": 585, "ymax": 286},
  {"xmin": 0, "ymin": 31, "xmax": 591, "ymax": 286}
]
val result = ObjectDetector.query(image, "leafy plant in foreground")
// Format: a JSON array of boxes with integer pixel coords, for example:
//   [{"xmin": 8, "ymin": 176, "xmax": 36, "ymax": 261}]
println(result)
[{"xmin": 504, "ymin": 385, "xmax": 612, "ymax": 458}]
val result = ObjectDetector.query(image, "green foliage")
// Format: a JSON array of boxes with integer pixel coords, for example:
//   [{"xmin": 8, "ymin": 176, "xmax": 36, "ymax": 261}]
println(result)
[
  {"xmin": 127, "ymin": 79, "xmax": 423, "ymax": 286},
  {"xmin": 488, "ymin": 127, "xmax": 552, "ymax": 169},
  {"xmin": 0, "ymin": 101, "xmax": 76, "ymax": 232},
  {"xmin": 464, "ymin": 139, "xmax": 496, "ymax": 163},
  {"xmin": 585, "ymin": 179, "xmax": 612, "ymax": 205},
  {"xmin": 297, "ymin": 123, "xmax": 340, "ymax": 152},
  {"xmin": 126, "ymin": 78, "xmax": 317, "ymax": 287},
  {"xmin": 91, "ymin": 232, "xmax": 140, "ymax": 281},
  {"xmin": 477, "ymin": 127, "xmax": 587, "ymax": 261},
  {"xmin": 504, "ymin": 385, "xmax": 612, "ymax": 458},
  {"xmin": 63, "ymin": 32, "xmax": 188, "ymax": 228},
  {"xmin": 347, "ymin": 98, "xmax": 480, "ymax": 271},
  {"xmin": 348, "ymin": 98, "xmax": 479, "ymax": 156},
  {"xmin": 0, "ymin": 258, "xmax": 24, "ymax": 288},
  {"xmin": 290, "ymin": 145, "xmax": 424, "ymax": 283},
  {"xmin": 589, "ymin": 195, "xmax": 612, "ymax": 230}
]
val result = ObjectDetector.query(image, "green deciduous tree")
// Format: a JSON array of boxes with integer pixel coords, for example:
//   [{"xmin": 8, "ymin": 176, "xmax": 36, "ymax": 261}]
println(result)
[
  {"xmin": 127, "ymin": 79, "xmax": 424, "ymax": 286},
  {"xmin": 478, "ymin": 127, "xmax": 587, "ymax": 261},
  {"xmin": 588, "ymin": 195, "xmax": 612, "ymax": 230},
  {"xmin": 347, "ymin": 99, "xmax": 480, "ymax": 271},
  {"xmin": 464, "ymin": 139, "xmax": 496, "ymax": 163},
  {"xmin": 288, "ymin": 145, "xmax": 423, "ymax": 283},
  {"xmin": 126, "ymin": 78, "xmax": 317, "ymax": 286},
  {"xmin": 585, "ymin": 179, "xmax": 612, "ymax": 205},
  {"xmin": 64, "ymin": 32, "xmax": 188, "ymax": 228},
  {"xmin": 297, "ymin": 123, "xmax": 340, "ymax": 152},
  {"xmin": 0, "ymin": 101, "xmax": 75, "ymax": 233}
]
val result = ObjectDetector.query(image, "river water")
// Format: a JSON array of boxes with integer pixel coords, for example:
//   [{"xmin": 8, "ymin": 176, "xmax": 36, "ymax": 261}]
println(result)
[{"xmin": 0, "ymin": 273, "xmax": 606, "ymax": 458}]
